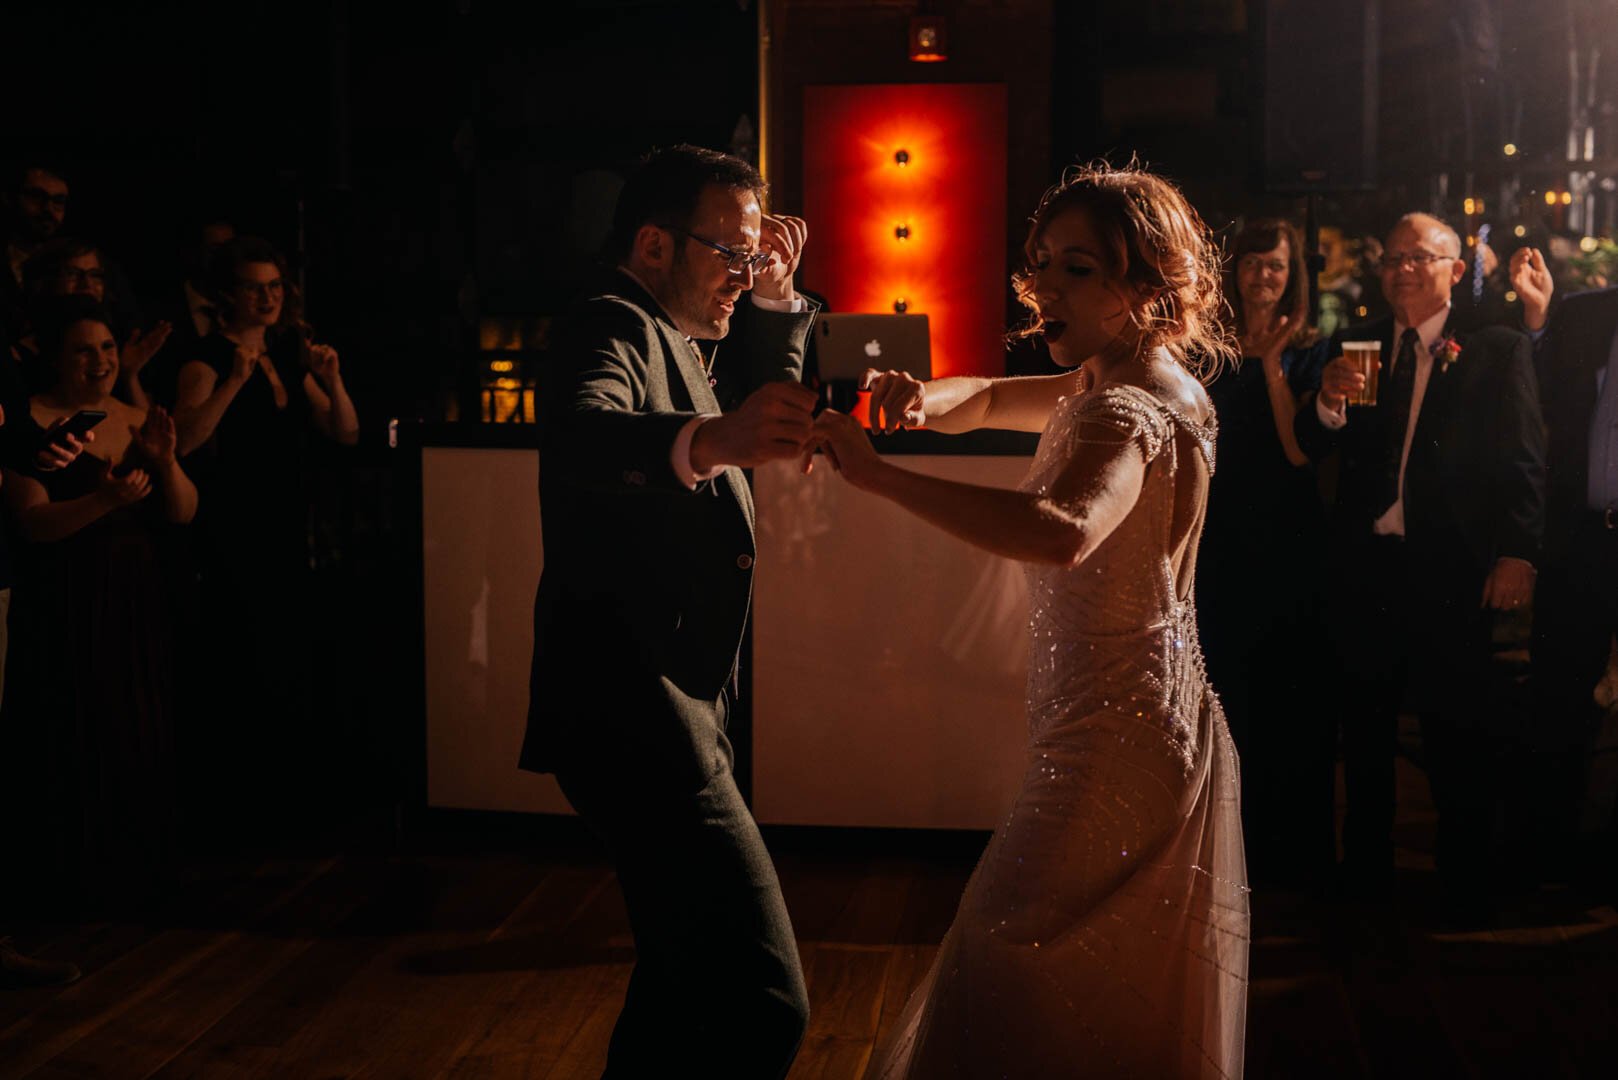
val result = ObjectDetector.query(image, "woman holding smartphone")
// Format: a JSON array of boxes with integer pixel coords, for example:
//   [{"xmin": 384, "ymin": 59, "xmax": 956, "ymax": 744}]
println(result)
[{"xmin": 2, "ymin": 294, "xmax": 196, "ymax": 910}]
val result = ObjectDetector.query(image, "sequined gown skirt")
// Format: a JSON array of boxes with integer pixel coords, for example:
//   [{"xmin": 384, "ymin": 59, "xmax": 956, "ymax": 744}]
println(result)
[
  {"xmin": 872, "ymin": 606, "xmax": 1248, "ymax": 1078},
  {"xmin": 870, "ymin": 385, "xmax": 1249, "ymax": 1078}
]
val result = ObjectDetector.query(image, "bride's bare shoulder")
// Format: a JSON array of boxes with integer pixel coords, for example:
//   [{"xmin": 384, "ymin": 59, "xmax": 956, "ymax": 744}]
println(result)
[{"xmin": 1146, "ymin": 362, "xmax": 1213, "ymax": 425}]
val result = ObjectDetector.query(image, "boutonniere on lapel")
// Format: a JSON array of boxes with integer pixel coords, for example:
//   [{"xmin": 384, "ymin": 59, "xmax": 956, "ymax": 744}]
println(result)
[{"xmin": 1433, "ymin": 334, "xmax": 1463, "ymax": 374}]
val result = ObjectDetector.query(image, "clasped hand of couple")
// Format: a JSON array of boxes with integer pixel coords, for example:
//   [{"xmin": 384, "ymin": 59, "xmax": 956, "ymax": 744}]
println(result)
[{"xmin": 689, "ymin": 369, "xmax": 925, "ymax": 491}]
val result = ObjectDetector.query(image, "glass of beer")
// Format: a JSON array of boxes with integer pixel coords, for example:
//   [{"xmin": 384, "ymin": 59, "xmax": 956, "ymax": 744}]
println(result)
[{"xmin": 1341, "ymin": 340, "xmax": 1381, "ymax": 406}]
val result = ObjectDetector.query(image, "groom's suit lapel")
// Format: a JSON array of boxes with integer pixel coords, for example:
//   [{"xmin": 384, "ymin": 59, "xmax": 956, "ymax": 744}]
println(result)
[{"xmin": 624, "ymin": 275, "xmax": 757, "ymax": 540}]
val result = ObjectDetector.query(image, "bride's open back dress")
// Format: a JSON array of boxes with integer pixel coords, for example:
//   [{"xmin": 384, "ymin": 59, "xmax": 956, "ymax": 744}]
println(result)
[{"xmin": 873, "ymin": 384, "xmax": 1251, "ymax": 1079}]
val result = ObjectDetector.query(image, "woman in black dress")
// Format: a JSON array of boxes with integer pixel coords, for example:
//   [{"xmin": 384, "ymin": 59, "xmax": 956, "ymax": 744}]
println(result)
[
  {"xmin": 3, "ymin": 296, "xmax": 197, "ymax": 908},
  {"xmin": 172, "ymin": 237, "xmax": 357, "ymax": 840},
  {"xmin": 1198, "ymin": 218, "xmax": 1335, "ymax": 886}
]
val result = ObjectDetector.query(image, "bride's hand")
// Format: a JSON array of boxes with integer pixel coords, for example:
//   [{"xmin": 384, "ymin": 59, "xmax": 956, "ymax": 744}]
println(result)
[
  {"xmin": 810, "ymin": 409, "xmax": 888, "ymax": 491},
  {"xmin": 861, "ymin": 367, "xmax": 925, "ymax": 433}
]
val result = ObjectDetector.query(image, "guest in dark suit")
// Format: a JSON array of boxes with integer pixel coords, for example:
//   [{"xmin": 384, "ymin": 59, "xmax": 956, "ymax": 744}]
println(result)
[
  {"xmin": 520, "ymin": 145, "xmax": 819, "ymax": 1078},
  {"xmin": 1512, "ymin": 246, "xmax": 1618, "ymax": 893},
  {"xmin": 1296, "ymin": 213, "xmax": 1546, "ymax": 919},
  {"xmin": 1, "ymin": 163, "xmax": 70, "ymax": 344}
]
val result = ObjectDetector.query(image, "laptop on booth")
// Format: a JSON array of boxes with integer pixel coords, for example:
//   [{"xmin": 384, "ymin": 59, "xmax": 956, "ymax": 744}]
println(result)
[{"xmin": 815, "ymin": 313, "xmax": 932, "ymax": 382}]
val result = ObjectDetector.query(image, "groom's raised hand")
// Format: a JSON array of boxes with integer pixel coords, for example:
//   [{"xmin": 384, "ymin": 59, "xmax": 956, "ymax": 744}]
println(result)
[{"xmin": 690, "ymin": 381, "xmax": 818, "ymax": 471}]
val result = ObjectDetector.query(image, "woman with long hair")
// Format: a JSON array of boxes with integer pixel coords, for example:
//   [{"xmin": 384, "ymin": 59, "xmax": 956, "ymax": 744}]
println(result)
[
  {"xmin": 814, "ymin": 163, "xmax": 1249, "ymax": 1078},
  {"xmin": 170, "ymin": 236, "xmax": 357, "ymax": 839},
  {"xmin": 1198, "ymin": 218, "xmax": 1334, "ymax": 888}
]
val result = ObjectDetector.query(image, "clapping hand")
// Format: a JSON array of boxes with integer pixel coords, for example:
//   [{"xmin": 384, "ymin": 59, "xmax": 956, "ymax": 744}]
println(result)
[
  {"xmin": 862, "ymin": 367, "xmax": 926, "ymax": 433},
  {"xmin": 121, "ymin": 321, "xmax": 173, "ymax": 380},
  {"xmin": 96, "ymin": 461, "xmax": 152, "ymax": 506},
  {"xmin": 131, "ymin": 405, "xmax": 178, "ymax": 466},
  {"xmin": 307, "ymin": 342, "xmax": 341, "ymax": 385},
  {"xmin": 753, "ymin": 214, "xmax": 808, "ymax": 303},
  {"xmin": 230, "ymin": 343, "xmax": 261, "ymax": 383},
  {"xmin": 1244, "ymin": 315, "xmax": 1292, "ymax": 376},
  {"xmin": 1509, "ymin": 247, "xmax": 1553, "ymax": 330}
]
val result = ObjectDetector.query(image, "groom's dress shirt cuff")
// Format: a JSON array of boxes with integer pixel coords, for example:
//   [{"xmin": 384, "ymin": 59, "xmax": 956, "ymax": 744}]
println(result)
[
  {"xmin": 672, "ymin": 415, "xmax": 724, "ymax": 489},
  {"xmin": 1316, "ymin": 393, "xmax": 1348, "ymax": 430},
  {"xmin": 750, "ymin": 293, "xmax": 807, "ymax": 313}
]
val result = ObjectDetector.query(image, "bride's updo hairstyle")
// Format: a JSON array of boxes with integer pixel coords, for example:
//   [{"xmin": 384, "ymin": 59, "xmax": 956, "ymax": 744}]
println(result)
[{"xmin": 1013, "ymin": 161, "xmax": 1238, "ymax": 381}]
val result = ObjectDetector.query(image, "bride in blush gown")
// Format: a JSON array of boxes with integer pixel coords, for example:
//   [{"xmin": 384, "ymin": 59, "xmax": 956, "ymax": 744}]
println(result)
[{"xmin": 809, "ymin": 163, "xmax": 1250, "ymax": 1078}]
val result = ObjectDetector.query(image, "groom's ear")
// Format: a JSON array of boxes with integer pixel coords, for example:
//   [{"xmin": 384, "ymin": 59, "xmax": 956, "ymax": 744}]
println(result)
[{"xmin": 633, "ymin": 223, "xmax": 673, "ymax": 271}]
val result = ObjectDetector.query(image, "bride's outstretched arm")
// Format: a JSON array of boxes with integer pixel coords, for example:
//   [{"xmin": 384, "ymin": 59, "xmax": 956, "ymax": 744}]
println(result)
[
  {"xmin": 863, "ymin": 367, "xmax": 1087, "ymax": 434},
  {"xmin": 809, "ymin": 409, "xmax": 1144, "ymax": 565}
]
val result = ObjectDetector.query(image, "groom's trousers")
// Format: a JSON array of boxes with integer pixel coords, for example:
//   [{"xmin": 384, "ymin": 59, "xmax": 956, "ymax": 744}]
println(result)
[{"xmin": 555, "ymin": 718, "xmax": 808, "ymax": 1080}]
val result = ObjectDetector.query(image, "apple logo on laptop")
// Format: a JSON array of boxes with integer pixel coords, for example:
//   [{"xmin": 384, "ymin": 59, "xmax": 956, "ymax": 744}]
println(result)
[{"xmin": 864, "ymin": 339, "xmax": 882, "ymax": 359}]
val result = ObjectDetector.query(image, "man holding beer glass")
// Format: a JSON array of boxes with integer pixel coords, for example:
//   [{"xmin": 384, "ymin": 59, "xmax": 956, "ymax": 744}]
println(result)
[{"xmin": 1295, "ymin": 213, "xmax": 1547, "ymax": 925}]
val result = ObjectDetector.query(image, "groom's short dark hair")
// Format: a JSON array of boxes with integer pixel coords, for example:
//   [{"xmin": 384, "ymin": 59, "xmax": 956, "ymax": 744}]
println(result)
[{"xmin": 608, "ymin": 144, "xmax": 765, "ymax": 262}]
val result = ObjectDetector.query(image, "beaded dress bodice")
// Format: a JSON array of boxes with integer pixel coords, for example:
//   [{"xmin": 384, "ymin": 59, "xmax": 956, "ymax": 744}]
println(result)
[{"xmin": 1020, "ymin": 384, "xmax": 1218, "ymax": 771}]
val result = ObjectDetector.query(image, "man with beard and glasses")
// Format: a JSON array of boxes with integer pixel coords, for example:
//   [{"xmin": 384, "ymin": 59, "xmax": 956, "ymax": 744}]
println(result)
[
  {"xmin": 520, "ymin": 144, "xmax": 818, "ymax": 1077},
  {"xmin": 1, "ymin": 163, "xmax": 70, "ymax": 342}
]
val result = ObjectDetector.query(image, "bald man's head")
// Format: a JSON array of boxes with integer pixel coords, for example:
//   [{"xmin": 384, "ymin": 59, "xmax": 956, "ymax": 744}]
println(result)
[
  {"xmin": 1389, "ymin": 213, "xmax": 1462, "ymax": 258},
  {"xmin": 1380, "ymin": 212, "xmax": 1466, "ymax": 325}
]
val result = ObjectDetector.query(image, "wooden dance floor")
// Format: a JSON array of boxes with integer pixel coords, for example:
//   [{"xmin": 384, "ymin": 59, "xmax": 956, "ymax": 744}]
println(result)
[{"xmin": 2, "ymin": 753, "xmax": 1615, "ymax": 1079}]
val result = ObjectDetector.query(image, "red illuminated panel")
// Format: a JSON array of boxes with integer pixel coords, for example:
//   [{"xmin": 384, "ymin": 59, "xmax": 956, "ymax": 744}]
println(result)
[{"xmin": 801, "ymin": 84, "xmax": 1008, "ymax": 393}]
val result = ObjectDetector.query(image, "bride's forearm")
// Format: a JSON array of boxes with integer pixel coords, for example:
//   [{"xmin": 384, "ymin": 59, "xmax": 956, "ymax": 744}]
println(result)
[
  {"xmin": 929, "ymin": 370, "xmax": 1087, "ymax": 434},
  {"xmin": 919, "ymin": 377, "xmax": 996, "ymax": 433},
  {"xmin": 866, "ymin": 461, "xmax": 1091, "ymax": 565}
]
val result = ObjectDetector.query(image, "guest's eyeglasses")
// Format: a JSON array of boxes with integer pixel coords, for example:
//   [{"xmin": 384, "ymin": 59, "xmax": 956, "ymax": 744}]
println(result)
[
  {"xmin": 1238, "ymin": 255, "xmax": 1288, "ymax": 275},
  {"xmin": 235, "ymin": 278, "xmax": 285, "ymax": 299},
  {"xmin": 60, "ymin": 266, "xmax": 106, "ymax": 285},
  {"xmin": 1378, "ymin": 251, "xmax": 1454, "ymax": 271},
  {"xmin": 20, "ymin": 185, "xmax": 68, "ymax": 211},
  {"xmin": 672, "ymin": 228, "xmax": 772, "ymax": 275}
]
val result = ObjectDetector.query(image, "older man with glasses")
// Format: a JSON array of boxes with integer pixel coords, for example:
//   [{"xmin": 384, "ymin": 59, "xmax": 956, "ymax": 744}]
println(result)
[
  {"xmin": 1294, "ymin": 212, "xmax": 1547, "ymax": 927},
  {"xmin": 521, "ymin": 144, "xmax": 819, "ymax": 1078}
]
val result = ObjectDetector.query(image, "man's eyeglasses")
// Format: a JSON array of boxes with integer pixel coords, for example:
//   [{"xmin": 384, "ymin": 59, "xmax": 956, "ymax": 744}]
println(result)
[
  {"xmin": 60, "ymin": 266, "xmax": 106, "ymax": 285},
  {"xmin": 236, "ymin": 278, "xmax": 285, "ymax": 299},
  {"xmin": 1378, "ymin": 251, "xmax": 1454, "ymax": 271},
  {"xmin": 20, "ymin": 185, "xmax": 68, "ymax": 211},
  {"xmin": 673, "ymin": 229, "xmax": 772, "ymax": 275}
]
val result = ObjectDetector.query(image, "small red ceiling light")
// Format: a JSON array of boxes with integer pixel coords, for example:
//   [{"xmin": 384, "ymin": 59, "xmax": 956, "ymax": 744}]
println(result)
[{"xmin": 909, "ymin": 16, "xmax": 947, "ymax": 62}]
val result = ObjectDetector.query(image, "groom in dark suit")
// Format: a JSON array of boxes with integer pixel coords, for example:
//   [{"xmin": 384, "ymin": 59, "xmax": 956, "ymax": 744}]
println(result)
[
  {"xmin": 1296, "ymin": 213, "xmax": 1546, "ymax": 918},
  {"xmin": 521, "ymin": 145, "xmax": 819, "ymax": 1077}
]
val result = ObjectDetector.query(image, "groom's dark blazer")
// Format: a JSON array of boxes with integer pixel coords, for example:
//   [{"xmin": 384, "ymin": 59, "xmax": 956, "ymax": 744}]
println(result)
[
  {"xmin": 520, "ymin": 270, "xmax": 815, "ymax": 785},
  {"xmin": 1295, "ymin": 314, "xmax": 1546, "ymax": 578}
]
